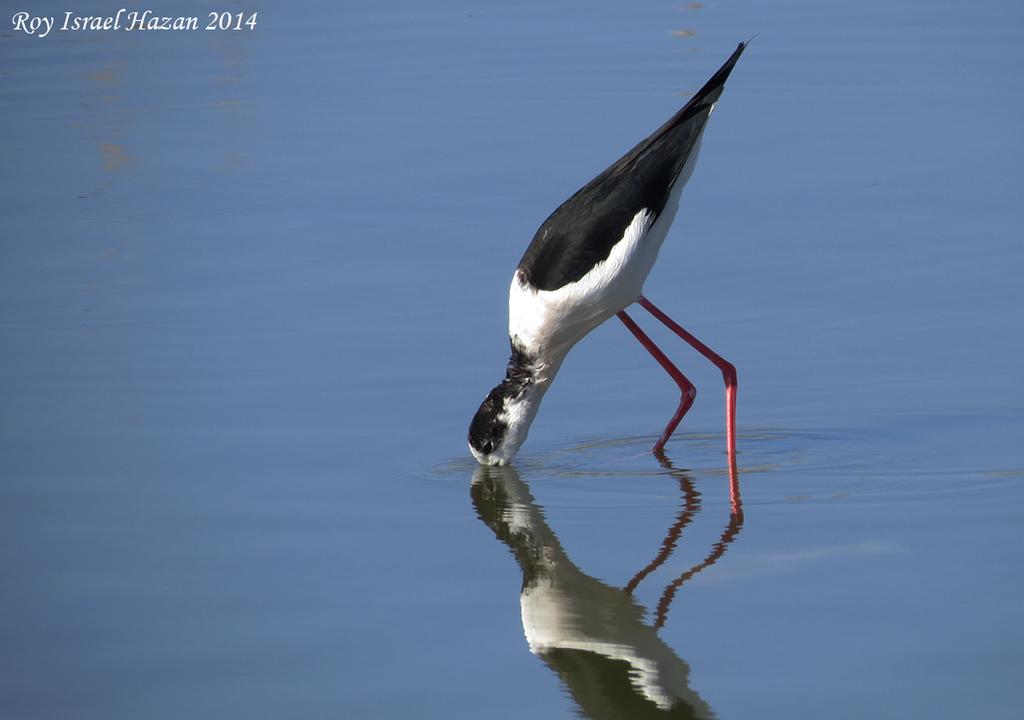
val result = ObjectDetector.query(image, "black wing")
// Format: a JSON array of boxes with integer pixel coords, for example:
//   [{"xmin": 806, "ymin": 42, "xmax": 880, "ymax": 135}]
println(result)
[{"xmin": 517, "ymin": 42, "xmax": 746, "ymax": 292}]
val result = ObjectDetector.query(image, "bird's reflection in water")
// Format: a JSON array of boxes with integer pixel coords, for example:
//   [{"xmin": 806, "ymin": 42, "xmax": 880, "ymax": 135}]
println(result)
[{"xmin": 470, "ymin": 453, "xmax": 743, "ymax": 719}]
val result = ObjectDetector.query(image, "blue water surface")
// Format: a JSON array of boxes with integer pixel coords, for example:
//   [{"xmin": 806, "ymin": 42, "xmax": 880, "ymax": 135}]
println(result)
[{"xmin": 2, "ymin": 1, "xmax": 1022, "ymax": 718}]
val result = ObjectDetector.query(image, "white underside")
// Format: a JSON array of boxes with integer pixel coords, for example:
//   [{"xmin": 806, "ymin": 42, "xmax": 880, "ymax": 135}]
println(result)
[{"xmin": 508, "ymin": 131, "xmax": 705, "ymax": 372}]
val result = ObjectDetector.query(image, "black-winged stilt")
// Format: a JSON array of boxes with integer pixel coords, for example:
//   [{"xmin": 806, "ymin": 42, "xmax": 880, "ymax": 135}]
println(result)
[{"xmin": 469, "ymin": 43, "xmax": 747, "ymax": 466}]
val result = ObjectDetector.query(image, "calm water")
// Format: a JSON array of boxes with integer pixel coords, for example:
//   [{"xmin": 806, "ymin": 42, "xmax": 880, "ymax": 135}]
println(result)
[{"xmin": 2, "ymin": 0, "xmax": 1023, "ymax": 717}]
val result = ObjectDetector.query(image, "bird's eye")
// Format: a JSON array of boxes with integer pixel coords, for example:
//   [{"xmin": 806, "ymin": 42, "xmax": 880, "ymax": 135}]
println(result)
[{"xmin": 482, "ymin": 441, "xmax": 494, "ymax": 454}]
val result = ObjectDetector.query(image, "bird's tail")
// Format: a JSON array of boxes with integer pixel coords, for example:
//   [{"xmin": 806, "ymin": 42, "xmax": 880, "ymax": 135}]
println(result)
[{"xmin": 677, "ymin": 41, "xmax": 747, "ymax": 122}]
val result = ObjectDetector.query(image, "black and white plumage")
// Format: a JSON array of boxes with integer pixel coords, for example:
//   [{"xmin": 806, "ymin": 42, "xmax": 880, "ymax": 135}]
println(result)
[{"xmin": 469, "ymin": 43, "xmax": 747, "ymax": 466}]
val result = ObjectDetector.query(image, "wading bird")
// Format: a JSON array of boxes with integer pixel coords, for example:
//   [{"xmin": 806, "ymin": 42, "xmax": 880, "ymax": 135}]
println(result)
[{"xmin": 469, "ymin": 43, "xmax": 746, "ymax": 466}]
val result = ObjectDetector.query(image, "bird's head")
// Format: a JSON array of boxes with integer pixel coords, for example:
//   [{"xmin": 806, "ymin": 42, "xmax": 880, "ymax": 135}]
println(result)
[
  {"xmin": 468, "ymin": 376, "xmax": 544, "ymax": 466},
  {"xmin": 468, "ymin": 384, "xmax": 529, "ymax": 466}
]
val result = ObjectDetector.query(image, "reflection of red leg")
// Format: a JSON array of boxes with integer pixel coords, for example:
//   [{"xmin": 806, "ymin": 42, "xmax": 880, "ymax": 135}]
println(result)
[
  {"xmin": 727, "ymin": 439, "xmax": 742, "ymax": 515},
  {"xmin": 654, "ymin": 503, "xmax": 745, "ymax": 629},
  {"xmin": 651, "ymin": 452, "xmax": 745, "ymax": 630},
  {"xmin": 616, "ymin": 310, "xmax": 696, "ymax": 453},
  {"xmin": 624, "ymin": 474, "xmax": 700, "ymax": 594},
  {"xmin": 625, "ymin": 451, "xmax": 744, "ymax": 629},
  {"xmin": 638, "ymin": 296, "xmax": 738, "ymax": 460}
]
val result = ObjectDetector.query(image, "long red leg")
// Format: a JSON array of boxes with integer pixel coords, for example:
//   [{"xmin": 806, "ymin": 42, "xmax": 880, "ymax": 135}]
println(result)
[
  {"xmin": 616, "ymin": 310, "xmax": 696, "ymax": 453},
  {"xmin": 638, "ymin": 295, "xmax": 738, "ymax": 459}
]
